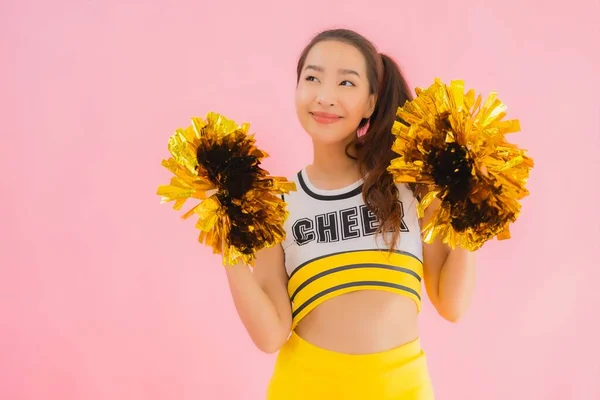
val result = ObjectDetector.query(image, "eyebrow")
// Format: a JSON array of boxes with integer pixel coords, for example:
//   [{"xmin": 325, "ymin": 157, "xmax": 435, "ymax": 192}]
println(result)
[{"xmin": 304, "ymin": 65, "xmax": 361, "ymax": 78}]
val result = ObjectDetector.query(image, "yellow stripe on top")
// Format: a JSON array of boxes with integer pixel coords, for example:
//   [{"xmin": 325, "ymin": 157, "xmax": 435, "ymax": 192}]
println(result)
[{"xmin": 288, "ymin": 250, "xmax": 423, "ymax": 329}]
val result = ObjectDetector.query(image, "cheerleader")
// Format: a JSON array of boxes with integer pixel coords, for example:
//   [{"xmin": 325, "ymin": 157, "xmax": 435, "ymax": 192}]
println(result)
[{"xmin": 224, "ymin": 28, "xmax": 477, "ymax": 399}]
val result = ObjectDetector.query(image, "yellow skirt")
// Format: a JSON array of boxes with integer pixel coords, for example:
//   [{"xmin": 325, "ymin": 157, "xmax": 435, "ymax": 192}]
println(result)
[{"xmin": 267, "ymin": 331, "xmax": 435, "ymax": 399}]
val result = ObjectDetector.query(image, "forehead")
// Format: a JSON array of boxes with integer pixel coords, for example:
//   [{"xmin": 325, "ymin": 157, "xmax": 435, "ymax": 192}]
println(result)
[{"xmin": 304, "ymin": 40, "xmax": 367, "ymax": 72}]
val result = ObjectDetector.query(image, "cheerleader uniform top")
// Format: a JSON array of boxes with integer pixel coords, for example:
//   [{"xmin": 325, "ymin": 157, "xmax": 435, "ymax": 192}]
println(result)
[{"xmin": 281, "ymin": 167, "xmax": 424, "ymax": 330}]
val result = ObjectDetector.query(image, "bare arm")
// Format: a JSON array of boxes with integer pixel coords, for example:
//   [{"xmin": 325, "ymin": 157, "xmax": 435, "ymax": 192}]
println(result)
[
  {"xmin": 421, "ymin": 197, "xmax": 477, "ymax": 322},
  {"xmin": 224, "ymin": 244, "xmax": 292, "ymax": 353}
]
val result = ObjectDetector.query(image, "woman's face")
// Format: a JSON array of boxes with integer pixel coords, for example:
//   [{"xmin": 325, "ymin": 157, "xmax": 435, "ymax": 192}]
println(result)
[{"xmin": 295, "ymin": 40, "xmax": 376, "ymax": 146}]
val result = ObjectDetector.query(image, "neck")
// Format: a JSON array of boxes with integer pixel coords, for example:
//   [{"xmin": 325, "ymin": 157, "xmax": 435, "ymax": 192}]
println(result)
[{"xmin": 309, "ymin": 137, "xmax": 362, "ymax": 183}]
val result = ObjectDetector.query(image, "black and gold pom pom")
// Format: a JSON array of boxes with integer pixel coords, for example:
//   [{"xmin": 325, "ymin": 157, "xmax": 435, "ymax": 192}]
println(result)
[
  {"xmin": 388, "ymin": 79, "xmax": 534, "ymax": 251},
  {"xmin": 157, "ymin": 112, "xmax": 296, "ymax": 266}
]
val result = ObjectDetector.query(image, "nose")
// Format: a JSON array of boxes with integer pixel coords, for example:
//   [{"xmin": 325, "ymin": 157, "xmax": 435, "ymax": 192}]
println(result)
[{"xmin": 316, "ymin": 86, "xmax": 336, "ymax": 107}]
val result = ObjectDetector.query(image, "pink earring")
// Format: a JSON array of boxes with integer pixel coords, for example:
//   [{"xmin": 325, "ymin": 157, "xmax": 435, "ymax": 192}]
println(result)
[{"xmin": 357, "ymin": 121, "xmax": 370, "ymax": 137}]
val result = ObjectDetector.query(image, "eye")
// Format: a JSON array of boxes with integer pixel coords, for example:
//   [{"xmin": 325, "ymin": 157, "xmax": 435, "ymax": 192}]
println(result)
[
  {"xmin": 340, "ymin": 80, "xmax": 355, "ymax": 87},
  {"xmin": 305, "ymin": 75, "xmax": 319, "ymax": 82}
]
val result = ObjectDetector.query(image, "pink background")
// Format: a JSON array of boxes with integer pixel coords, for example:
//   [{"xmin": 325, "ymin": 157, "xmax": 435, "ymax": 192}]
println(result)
[{"xmin": 2, "ymin": 0, "xmax": 599, "ymax": 399}]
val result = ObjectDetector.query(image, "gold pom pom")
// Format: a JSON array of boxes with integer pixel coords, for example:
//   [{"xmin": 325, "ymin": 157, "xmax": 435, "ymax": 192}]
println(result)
[
  {"xmin": 388, "ymin": 79, "xmax": 534, "ymax": 251},
  {"xmin": 157, "ymin": 112, "xmax": 296, "ymax": 266}
]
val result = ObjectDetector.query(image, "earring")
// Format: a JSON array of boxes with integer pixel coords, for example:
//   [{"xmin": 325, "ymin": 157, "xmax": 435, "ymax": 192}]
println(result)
[{"xmin": 357, "ymin": 120, "xmax": 370, "ymax": 137}]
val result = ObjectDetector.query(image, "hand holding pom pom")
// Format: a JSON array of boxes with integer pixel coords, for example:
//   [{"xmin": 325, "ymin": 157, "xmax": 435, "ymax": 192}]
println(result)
[
  {"xmin": 388, "ymin": 79, "xmax": 534, "ymax": 251},
  {"xmin": 157, "ymin": 112, "xmax": 296, "ymax": 266}
]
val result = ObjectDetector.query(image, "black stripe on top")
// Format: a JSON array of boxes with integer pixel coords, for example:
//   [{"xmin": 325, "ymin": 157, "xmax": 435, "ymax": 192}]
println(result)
[
  {"xmin": 297, "ymin": 171, "xmax": 363, "ymax": 201},
  {"xmin": 290, "ymin": 263, "xmax": 421, "ymax": 302},
  {"xmin": 289, "ymin": 249, "xmax": 423, "ymax": 280},
  {"xmin": 292, "ymin": 281, "xmax": 421, "ymax": 319}
]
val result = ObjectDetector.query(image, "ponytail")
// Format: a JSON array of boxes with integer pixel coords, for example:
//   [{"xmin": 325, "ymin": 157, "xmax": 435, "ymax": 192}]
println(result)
[{"xmin": 355, "ymin": 53, "xmax": 414, "ymax": 250}]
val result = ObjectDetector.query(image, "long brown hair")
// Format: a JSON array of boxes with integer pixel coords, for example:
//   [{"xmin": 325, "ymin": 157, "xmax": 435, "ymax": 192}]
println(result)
[{"xmin": 296, "ymin": 29, "xmax": 414, "ymax": 249}]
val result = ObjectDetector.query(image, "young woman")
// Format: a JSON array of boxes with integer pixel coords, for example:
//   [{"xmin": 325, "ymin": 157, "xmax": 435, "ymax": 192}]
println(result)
[{"xmin": 225, "ymin": 28, "xmax": 477, "ymax": 399}]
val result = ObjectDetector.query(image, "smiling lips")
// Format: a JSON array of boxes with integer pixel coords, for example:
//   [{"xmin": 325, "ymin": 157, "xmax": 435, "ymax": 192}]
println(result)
[{"xmin": 310, "ymin": 111, "xmax": 342, "ymax": 124}]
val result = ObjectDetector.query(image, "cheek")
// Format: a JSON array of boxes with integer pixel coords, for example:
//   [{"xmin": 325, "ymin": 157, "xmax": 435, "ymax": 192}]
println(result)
[
  {"xmin": 345, "ymin": 96, "xmax": 369, "ymax": 122},
  {"xmin": 295, "ymin": 84, "xmax": 313, "ymax": 111}
]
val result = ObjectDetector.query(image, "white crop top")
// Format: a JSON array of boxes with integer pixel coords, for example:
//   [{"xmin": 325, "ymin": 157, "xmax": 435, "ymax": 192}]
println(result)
[{"xmin": 281, "ymin": 167, "xmax": 424, "ymax": 329}]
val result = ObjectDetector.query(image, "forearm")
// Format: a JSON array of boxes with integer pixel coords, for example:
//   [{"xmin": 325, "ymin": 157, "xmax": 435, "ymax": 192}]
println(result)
[
  {"xmin": 225, "ymin": 263, "xmax": 289, "ymax": 353},
  {"xmin": 421, "ymin": 194, "xmax": 477, "ymax": 322},
  {"xmin": 436, "ymin": 247, "xmax": 477, "ymax": 321}
]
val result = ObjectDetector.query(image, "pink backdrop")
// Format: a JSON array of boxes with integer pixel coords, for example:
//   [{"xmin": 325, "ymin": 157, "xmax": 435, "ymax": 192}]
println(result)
[{"xmin": 2, "ymin": 0, "xmax": 599, "ymax": 399}]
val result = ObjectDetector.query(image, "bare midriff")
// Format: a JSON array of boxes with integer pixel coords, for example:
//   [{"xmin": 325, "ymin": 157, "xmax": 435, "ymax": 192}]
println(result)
[{"xmin": 293, "ymin": 290, "xmax": 419, "ymax": 354}]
